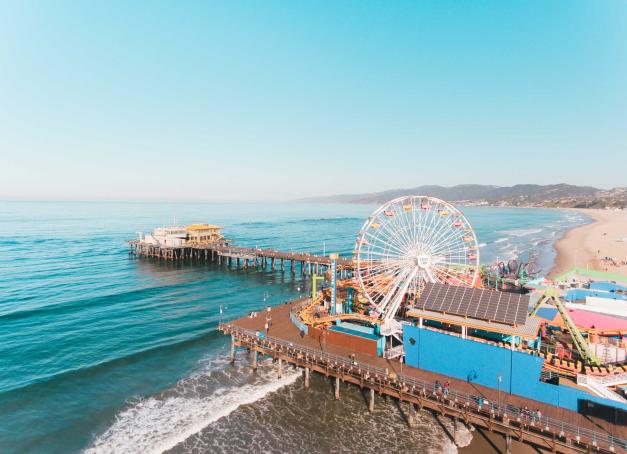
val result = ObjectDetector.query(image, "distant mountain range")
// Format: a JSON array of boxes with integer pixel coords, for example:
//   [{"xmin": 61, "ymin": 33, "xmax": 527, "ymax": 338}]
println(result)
[{"xmin": 298, "ymin": 184, "xmax": 627, "ymax": 208}]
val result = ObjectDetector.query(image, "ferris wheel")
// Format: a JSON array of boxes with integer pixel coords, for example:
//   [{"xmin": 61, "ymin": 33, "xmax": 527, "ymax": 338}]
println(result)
[{"xmin": 355, "ymin": 196, "xmax": 480, "ymax": 321}]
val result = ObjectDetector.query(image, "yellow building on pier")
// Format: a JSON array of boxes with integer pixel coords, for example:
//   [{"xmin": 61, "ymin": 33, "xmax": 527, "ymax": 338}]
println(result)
[{"xmin": 185, "ymin": 224, "xmax": 224, "ymax": 245}]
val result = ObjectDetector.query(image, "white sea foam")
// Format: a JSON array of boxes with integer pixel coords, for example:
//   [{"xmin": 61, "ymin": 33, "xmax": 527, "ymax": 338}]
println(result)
[
  {"xmin": 478, "ymin": 243, "xmax": 487, "ymax": 248},
  {"xmin": 493, "ymin": 237, "xmax": 508, "ymax": 244},
  {"xmin": 435, "ymin": 418, "xmax": 473, "ymax": 454},
  {"xmin": 85, "ymin": 367, "xmax": 301, "ymax": 454},
  {"xmin": 500, "ymin": 228, "xmax": 542, "ymax": 237}
]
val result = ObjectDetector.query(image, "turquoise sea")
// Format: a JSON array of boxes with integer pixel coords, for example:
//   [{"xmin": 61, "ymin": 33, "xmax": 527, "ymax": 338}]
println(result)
[{"xmin": 0, "ymin": 202, "xmax": 589, "ymax": 454}]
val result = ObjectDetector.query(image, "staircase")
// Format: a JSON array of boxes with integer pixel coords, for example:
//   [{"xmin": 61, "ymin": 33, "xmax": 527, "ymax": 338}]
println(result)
[{"xmin": 577, "ymin": 374, "xmax": 627, "ymax": 403}]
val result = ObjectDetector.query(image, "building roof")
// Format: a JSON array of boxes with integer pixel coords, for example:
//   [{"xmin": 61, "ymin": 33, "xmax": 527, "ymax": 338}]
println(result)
[
  {"xmin": 535, "ymin": 307, "xmax": 559, "ymax": 322},
  {"xmin": 551, "ymin": 308, "xmax": 627, "ymax": 332},
  {"xmin": 406, "ymin": 307, "xmax": 543, "ymax": 339},
  {"xmin": 552, "ymin": 267, "xmax": 627, "ymax": 286},
  {"xmin": 185, "ymin": 224, "xmax": 223, "ymax": 231},
  {"xmin": 590, "ymin": 281, "xmax": 627, "ymax": 292}
]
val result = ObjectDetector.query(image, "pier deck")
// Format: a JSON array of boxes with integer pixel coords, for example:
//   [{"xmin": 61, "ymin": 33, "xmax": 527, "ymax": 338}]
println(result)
[
  {"xmin": 220, "ymin": 300, "xmax": 626, "ymax": 454},
  {"xmin": 130, "ymin": 241, "xmax": 353, "ymax": 273}
]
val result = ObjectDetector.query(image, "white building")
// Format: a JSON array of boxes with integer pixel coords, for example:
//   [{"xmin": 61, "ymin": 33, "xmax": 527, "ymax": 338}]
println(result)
[{"xmin": 142, "ymin": 226, "xmax": 188, "ymax": 247}]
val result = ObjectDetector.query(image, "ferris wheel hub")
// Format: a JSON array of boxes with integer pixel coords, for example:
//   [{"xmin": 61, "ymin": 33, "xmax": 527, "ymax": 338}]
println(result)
[{"xmin": 415, "ymin": 253, "xmax": 432, "ymax": 269}]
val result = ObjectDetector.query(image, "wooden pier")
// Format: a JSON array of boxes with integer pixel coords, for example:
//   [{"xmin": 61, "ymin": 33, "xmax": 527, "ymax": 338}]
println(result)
[
  {"xmin": 129, "ymin": 241, "xmax": 353, "ymax": 277},
  {"xmin": 220, "ymin": 301, "xmax": 626, "ymax": 454}
]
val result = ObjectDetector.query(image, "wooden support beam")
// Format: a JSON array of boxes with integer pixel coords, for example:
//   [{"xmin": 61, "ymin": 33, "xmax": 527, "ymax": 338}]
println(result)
[{"xmin": 230, "ymin": 336, "xmax": 235, "ymax": 364}]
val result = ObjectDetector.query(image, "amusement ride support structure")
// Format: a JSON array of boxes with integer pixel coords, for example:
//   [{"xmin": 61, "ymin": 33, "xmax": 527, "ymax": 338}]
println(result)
[{"xmin": 529, "ymin": 288, "xmax": 602, "ymax": 367}]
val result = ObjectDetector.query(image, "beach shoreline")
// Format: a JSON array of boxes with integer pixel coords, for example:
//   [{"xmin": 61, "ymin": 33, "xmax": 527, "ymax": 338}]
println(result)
[{"xmin": 549, "ymin": 208, "xmax": 627, "ymax": 279}]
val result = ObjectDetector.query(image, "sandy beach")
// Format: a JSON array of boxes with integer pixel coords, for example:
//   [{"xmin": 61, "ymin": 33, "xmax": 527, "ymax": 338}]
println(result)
[{"xmin": 549, "ymin": 209, "xmax": 627, "ymax": 278}]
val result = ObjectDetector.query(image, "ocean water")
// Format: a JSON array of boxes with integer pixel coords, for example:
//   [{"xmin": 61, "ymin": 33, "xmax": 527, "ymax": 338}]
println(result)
[{"xmin": 0, "ymin": 201, "xmax": 589, "ymax": 454}]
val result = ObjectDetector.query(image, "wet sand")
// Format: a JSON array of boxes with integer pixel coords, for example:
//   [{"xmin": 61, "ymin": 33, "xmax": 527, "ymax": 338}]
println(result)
[{"xmin": 549, "ymin": 209, "xmax": 627, "ymax": 278}]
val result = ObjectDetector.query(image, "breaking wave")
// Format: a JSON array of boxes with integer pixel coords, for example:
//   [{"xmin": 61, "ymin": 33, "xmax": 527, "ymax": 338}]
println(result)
[{"xmin": 85, "ymin": 362, "xmax": 300, "ymax": 454}]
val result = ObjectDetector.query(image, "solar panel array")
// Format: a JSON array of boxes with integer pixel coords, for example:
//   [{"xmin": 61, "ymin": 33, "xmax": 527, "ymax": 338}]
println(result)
[{"xmin": 417, "ymin": 283, "xmax": 530, "ymax": 326}]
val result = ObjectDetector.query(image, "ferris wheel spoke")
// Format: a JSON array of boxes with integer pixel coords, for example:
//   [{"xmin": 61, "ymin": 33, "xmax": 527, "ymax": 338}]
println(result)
[
  {"xmin": 432, "ymin": 243, "xmax": 469, "ymax": 260},
  {"xmin": 363, "ymin": 230, "xmax": 411, "ymax": 257},
  {"xmin": 425, "ymin": 202, "xmax": 464, "ymax": 250},
  {"xmin": 429, "ymin": 227, "xmax": 469, "ymax": 256},
  {"xmin": 373, "ymin": 265, "xmax": 413, "ymax": 314},
  {"xmin": 363, "ymin": 258, "xmax": 408, "ymax": 277},
  {"xmin": 389, "ymin": 200, "xmax": 418, "ymax": 248},
  {"xmin": 428, "ymin": 213, "xmax": 471, "ymax": 253},
  {"xmin": 360, "ymin": 263, "xmax": 407, "ymax": 280},
  {"xmin": 433, "ymin": 264, "xmax": 470, "ymax": 282},
  {"xmin": 423, "ymin": 209, "xmax": 457, "ymax": 253},
  {"xmin": 383, "ymin": 267, "xmax": 419, "ymax": 321},
  {"xmin": 380, "ymin": 211, "xmax": 413, "ymax": 252},
  {"xmin": 367, "ymin": 219, "xmax": 412, "ymax": 252}
]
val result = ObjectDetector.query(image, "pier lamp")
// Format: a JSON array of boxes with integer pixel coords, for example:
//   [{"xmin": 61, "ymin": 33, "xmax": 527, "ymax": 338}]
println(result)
[{"xmin": 497, "ymin": 371, "xmax": 502, "ymax": 410}]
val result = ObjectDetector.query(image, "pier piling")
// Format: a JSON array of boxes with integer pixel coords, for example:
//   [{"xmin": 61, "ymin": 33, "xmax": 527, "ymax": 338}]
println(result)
[
  {"xmin": 277, "ymin": 358, "xmax": 282, "ymax": 378},
  {"xmin": 230, "ymin": 336, "xmax": 235, "ymax": 364},
  {"xmin": 304, "ymin": 368, "xmax": 310, "ymax": 389},
  {"xmin": 368, "ymin": 388, "xmax": 375, "ymax": 413},
  {"xmin": 252, "ymin": 350, "xmax": 258, "ymax": 371},
  {"xmin": 408, "ymin": 403, "xmax": 417, "ymax": 428},
  {"xmin": 334, "ymin": 376, "xmax": 340, "ymax": 400}
]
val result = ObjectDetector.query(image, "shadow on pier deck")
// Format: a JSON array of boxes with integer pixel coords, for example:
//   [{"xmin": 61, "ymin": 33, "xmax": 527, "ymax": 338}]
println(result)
[{"xmin": 220, "ymin": 301, "xmax": 626, "ymax": 454}]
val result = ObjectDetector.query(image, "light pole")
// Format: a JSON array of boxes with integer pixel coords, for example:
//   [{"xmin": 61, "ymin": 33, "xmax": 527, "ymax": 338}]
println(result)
[{"xmin": 497, "ymin": 371, "xmax": 502, "ymax": 413}]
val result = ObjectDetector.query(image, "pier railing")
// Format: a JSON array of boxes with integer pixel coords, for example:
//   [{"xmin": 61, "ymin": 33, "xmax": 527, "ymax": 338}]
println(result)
[{"xmin": 220, "ymin": 322, "xmax": 625, "ymax": 453}]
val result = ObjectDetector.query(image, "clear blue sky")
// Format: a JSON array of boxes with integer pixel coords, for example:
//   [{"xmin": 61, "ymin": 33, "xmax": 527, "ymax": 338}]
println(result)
[{"xmin": 1, "ymin": 1, "xmax": 625, "ymax": 201}]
